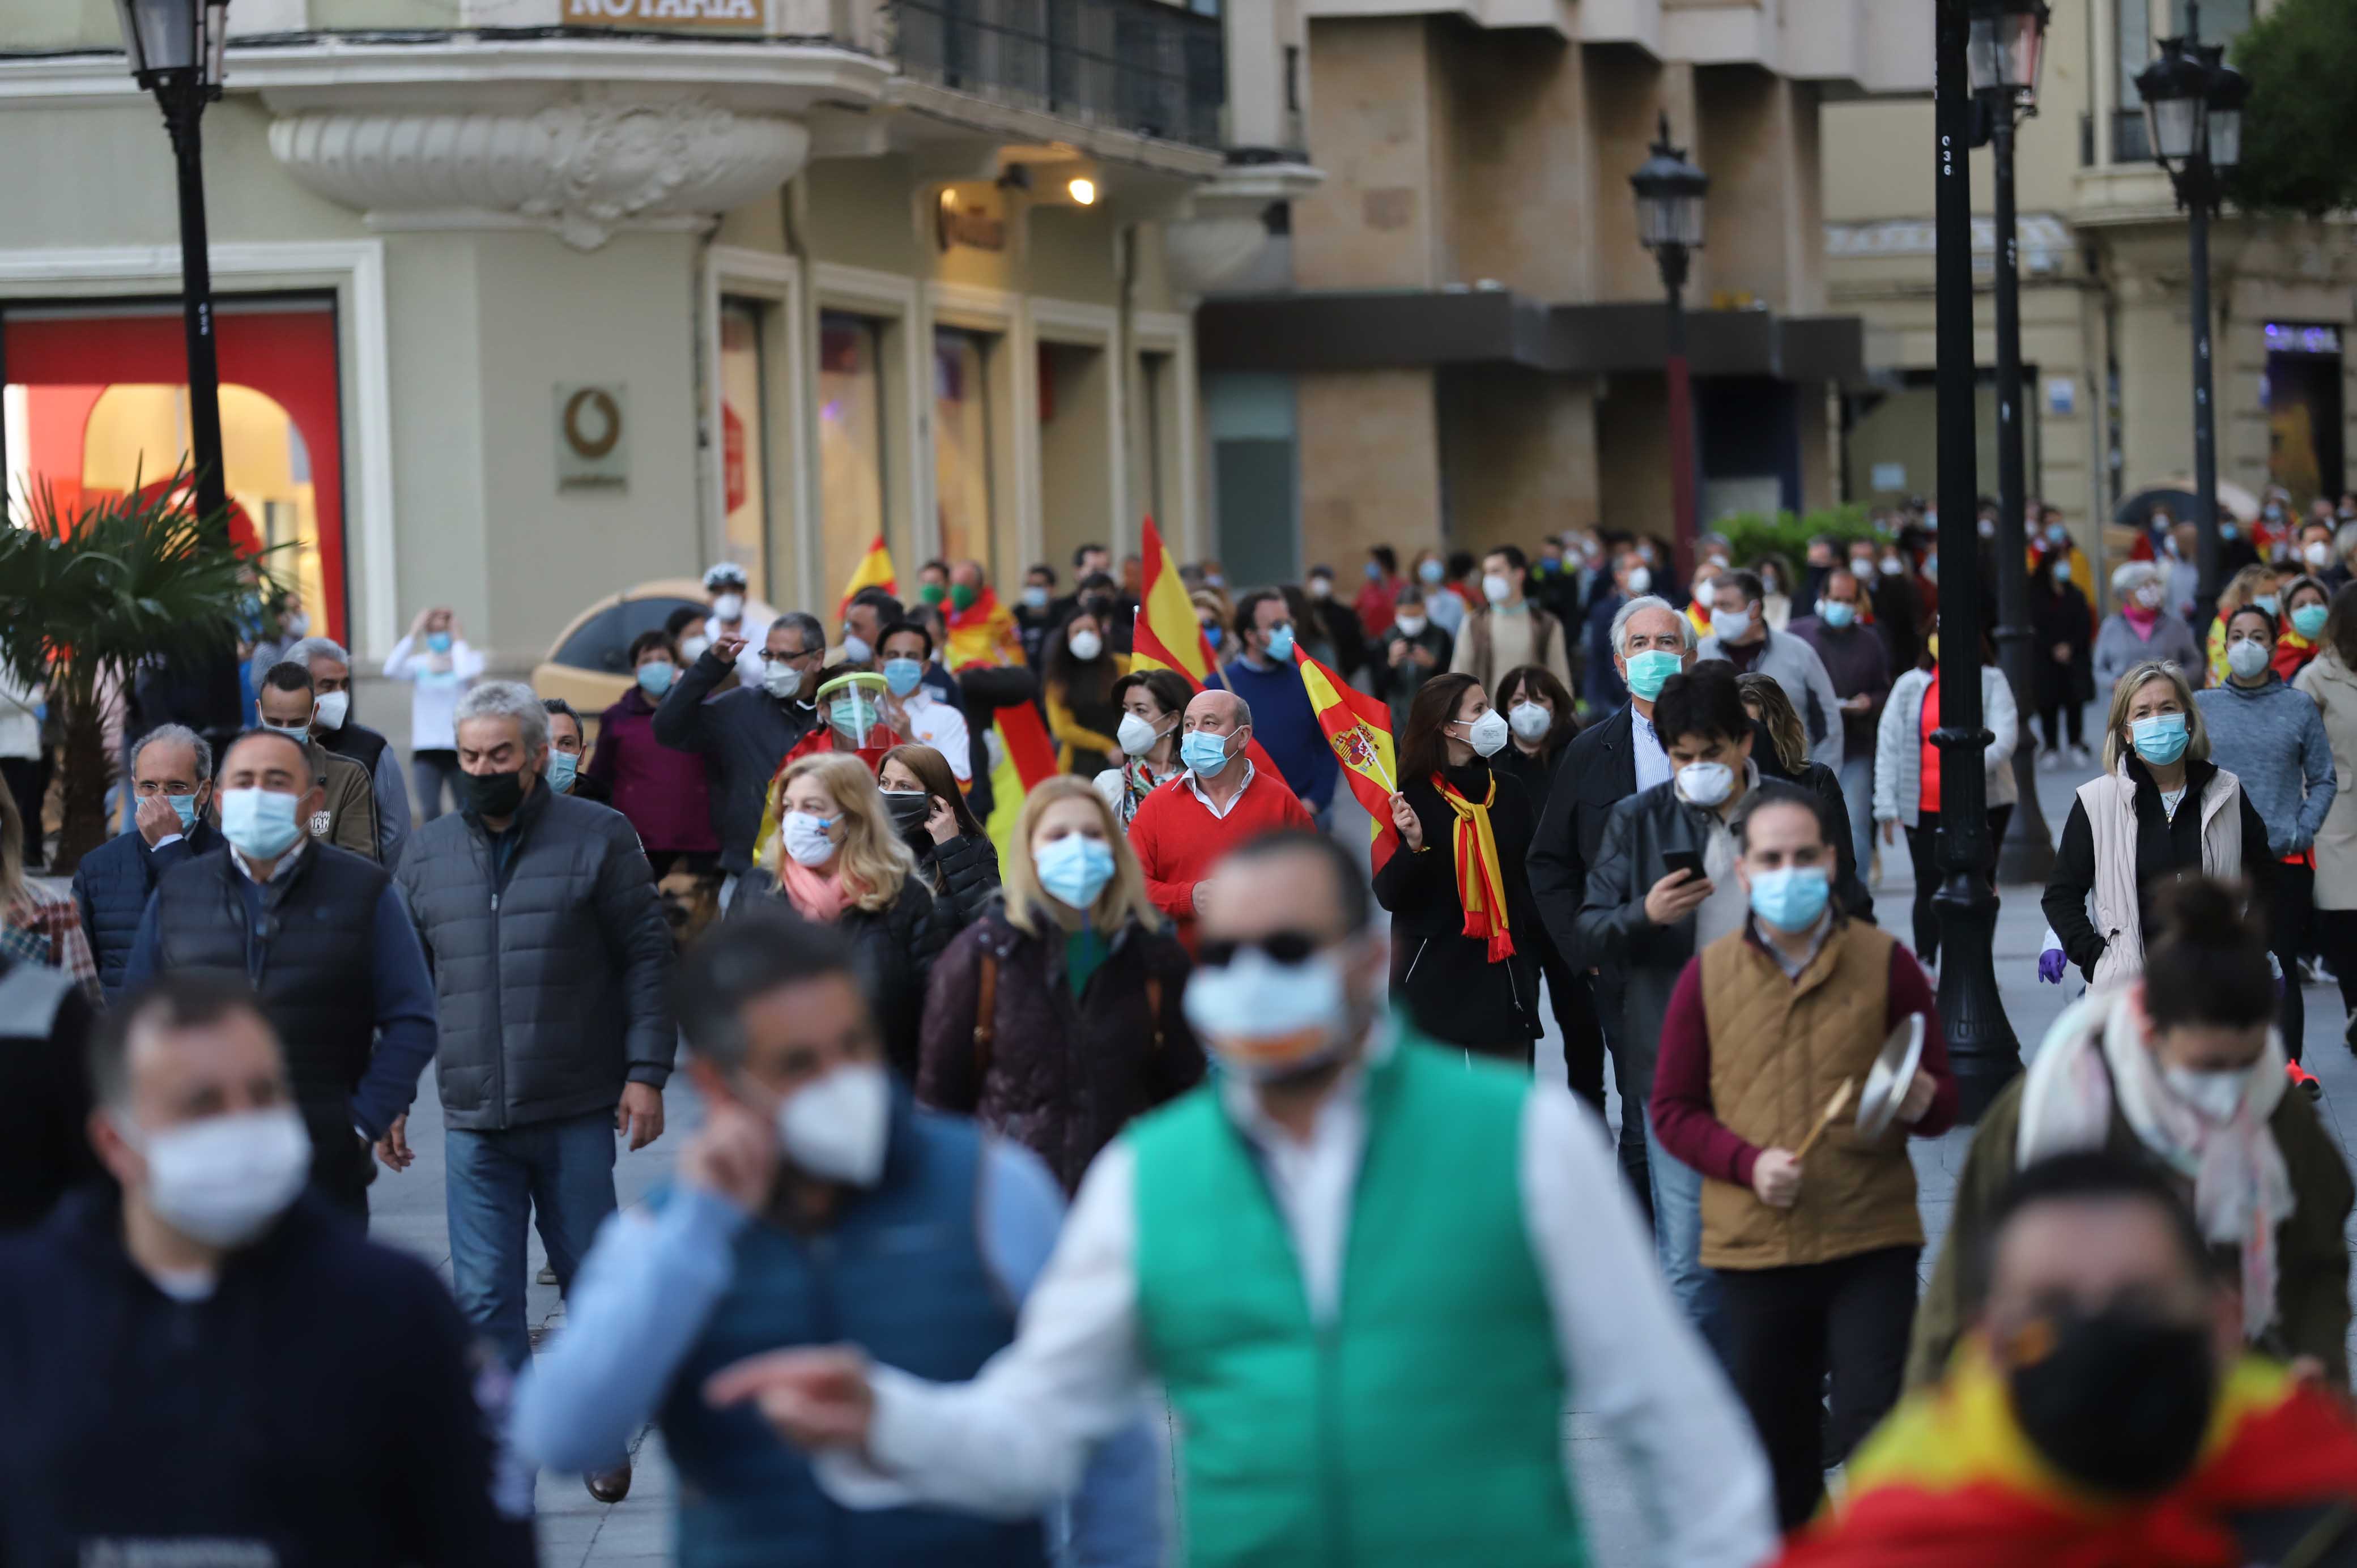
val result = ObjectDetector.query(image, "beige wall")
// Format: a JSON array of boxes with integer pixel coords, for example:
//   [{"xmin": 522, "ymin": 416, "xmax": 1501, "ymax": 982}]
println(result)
[
  {"xmin": 1585, "ymin": 50, "xmax": 1689, "ymax": 302},
  {"xmin": 1437, "ymin": 25, "xmax": 1591, "ymax": 300},
  {"xmin": 1040, "ymin": 343, "xmax": 1114, "ymax": 568},
  {"xmin": 1293, "ymin": 17, "xmax": 1448, "ymax": 290},
  {"xmin": 1297, "ymin": 369, "xmax": 1441, "ymax": 565},
  {"xmin": 1439, "ymin": 368, "xmax": 1600, "ymax": 549},
  {"xmin": 1696, "ymin": 70, "xmax": 1822, "ymax": 314},
  {"xmin": 1597, "ymin": 376, "xmax": 1675, "ymax": 536}
]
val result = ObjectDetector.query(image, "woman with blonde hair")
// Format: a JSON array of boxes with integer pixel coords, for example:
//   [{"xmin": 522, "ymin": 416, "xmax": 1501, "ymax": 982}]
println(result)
[
  {"xmin": 2042, "ymin": 659, "xmax": 2271, "ymax": 991},
  {"xmin": 918, "ymin": 775, "xmax": 1202, "ymax": 1191},
  {"xmin": 743, "ymin": 750, "xmax": 947, "ymax": 1076}
]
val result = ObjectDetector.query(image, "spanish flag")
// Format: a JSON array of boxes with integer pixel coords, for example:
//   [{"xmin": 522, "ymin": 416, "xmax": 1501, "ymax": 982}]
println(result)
[
  {"xmin": 1779, "ymin": 1341, "xmax": 2357, "ymax": 1567},
  {"xmin": 1131, "ymin": 515, "xmax": 1223, "ymax": 688},
  {"xmin": 836, "ymin": 534, "xmax": 897, "ymax": 622},
  {"xmin": 1294, "ymin": 646, "xmax": 1402, "ymax": 875}
]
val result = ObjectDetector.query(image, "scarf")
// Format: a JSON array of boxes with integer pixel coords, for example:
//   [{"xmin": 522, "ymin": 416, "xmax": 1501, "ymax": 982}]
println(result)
[
  {"xmin": 1118, "ymin": 759, "xmax": 1180, "ymax": 824},
  {"xmin": 2123, "ymin": 600, "xmax": 2159, "ymax": 634},
  {"xmin": 1777, "ymin": 1340, "xmax": 2357, "ymax": 1568},
  {"xmin": 778, "ymin": 857, "xmax": 850, "ymax": 924},
  {"xmin": 2016, "ymin": 986, "xmax": 2293, "ymax": 1342},
  {"xmin": 1434, "ymin": 770, "xmax": 1513, "ymax": 962}
]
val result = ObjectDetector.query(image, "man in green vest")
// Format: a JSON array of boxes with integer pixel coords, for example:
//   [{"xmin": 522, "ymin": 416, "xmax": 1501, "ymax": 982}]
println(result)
[{"xmin": 707, "ymin": 830, "xmax": 1776, "ymax": 1567}]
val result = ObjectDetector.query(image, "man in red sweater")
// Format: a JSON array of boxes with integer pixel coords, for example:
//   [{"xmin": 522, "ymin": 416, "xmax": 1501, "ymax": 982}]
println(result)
[{"xmin": 1129, "ymin": 689, "xmax": 1314, "ymax": 947}]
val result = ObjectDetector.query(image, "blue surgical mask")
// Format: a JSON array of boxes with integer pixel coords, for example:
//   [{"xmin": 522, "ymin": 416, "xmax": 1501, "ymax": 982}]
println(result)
[
  {"xmin": 167, "ymin": 792, "xmax": 201, "ymax": 831},
  {"xmin": 1364, "ymin": 561, "xmax": 1384, "ymax": 581},
  {"xmin": 1624, "ymin": 648, "xmax": 1683, "ymax": 701},
  {"xmin": 636, "ymin": 662, "xmax": 677, "ymax": 697},
  {"xmin": 219, "ymin": 787, "xmax": 303, "ymax": 860},
  {"xmin": 1203, "ymin": 624, "xmax": 1223, "ymax": 650},
  {"xmin": 883, "ymin": 658, "xmax": 925, "ymax": 698},
  {"xmin": 2294, "ymin": 604, "xmax": 2330, "ymax": 639},
  {"xmin": 1022, "ymin": 585, "xmax": 1050, "ymax": 611},
  {"xmin": 1265, "ymin": 624, "xmax": 1296, "ymax": 662},
  {"xmin": 2253, "ymin": 594, "xmax": 2279, "ymax": 617},
  {"xmin": 546, "ymin": 751, "xmax": 580, "ymax": 792},
  {"xmin": 426, "ymin": 631, "xmax": 453, "ymax": 653},
  {"xmin": 2222, "ymin": 523, "xmax": 2240, "ymax": 542},
  {"xmin": 1748, "ymin": 866, "xmax": 1832, "ymax": 932},
  {"xmin": 1820, "ymin": 600, "xmax": 1857, "ymax": 629},
  {"xmin": 1181, "ymin": 729, "xmax": 1235, "ymax": 776},
  {"xmin": 1034, "ymin": 833, "xmax": 1117, "ymax": 911},
  {"xmin": 1418, "ymin": 559, "xmax": 1445, "ymax": 584},
  {"xmin": 2130, "ymin": 712, "xmax": 2191, "ymax": 765}
]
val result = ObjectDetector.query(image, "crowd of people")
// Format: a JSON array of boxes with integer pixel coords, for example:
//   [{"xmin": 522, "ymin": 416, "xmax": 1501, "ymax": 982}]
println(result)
[{"xmin": 4, "ymin": 505, "xmax": 2357, "ymax": 1567}]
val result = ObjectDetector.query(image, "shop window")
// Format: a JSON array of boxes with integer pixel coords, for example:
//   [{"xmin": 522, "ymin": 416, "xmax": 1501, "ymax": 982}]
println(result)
[
  {"xmin": 934, "ymin": 326, "xmax": 996, "ymax": 567},
  {"xmin": 3, "ymin": 300, "xmax": 348, "ymax": 644},
  {"xmin": 819, "ymin": 310, "xmax": 890, "ymax": 602},
  {"xmin": 2264, "ymin": 322, "xmax": 2346, "ymax": 509},
  {"xmin": 718, "ymin": 298, "xmax": 771, "ymax": 593}
]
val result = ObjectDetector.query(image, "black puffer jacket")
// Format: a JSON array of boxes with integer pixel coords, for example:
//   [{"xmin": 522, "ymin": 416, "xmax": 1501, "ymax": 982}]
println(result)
[
  {"xmin": 650, "ymin": 646, "xmax": 820, "ymax": 874},
  {"xmin": 918, "ymin": 907, "xmax": 1202, "ymax": 1192},
  {"xmin": 1373, "ymin": 760, "xmax": 1542, "ymax": 1054},
  {"xmin": 735, "ymin": 870, "xmax": 950, "ymax": 1079},
  {"xmin": 71, "ymin": 820, "xmax": 220, "ymax": 1001},
  {"xmin": 395, "ymin": 784, "xmax": 675, "ymax": 1131},
  {"xmin": 914, "ymin": 831, "xmax": 1001, "ymax": 935}
]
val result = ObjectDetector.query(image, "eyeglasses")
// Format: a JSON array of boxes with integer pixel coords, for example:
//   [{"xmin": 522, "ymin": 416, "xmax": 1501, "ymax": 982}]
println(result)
[{"xmin": 1198, "ymin": 931, "xmax": 1323, "ymax": 968}]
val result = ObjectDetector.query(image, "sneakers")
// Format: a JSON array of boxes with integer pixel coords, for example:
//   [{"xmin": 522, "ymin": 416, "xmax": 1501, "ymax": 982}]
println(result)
[
  {"xmin": 2039, "ymin": 748, "xmax": 2065, "ymax": 772},
  {"xmin": 2069, "ymin": 744, "xmax": 2094, "ymax": 768},
  {"xmin": 2288, "ymin": 1060, "xmax": 2324, "ymax": 1101}
]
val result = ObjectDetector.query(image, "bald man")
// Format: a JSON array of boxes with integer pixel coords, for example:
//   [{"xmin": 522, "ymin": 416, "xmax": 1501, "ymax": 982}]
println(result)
[{"xmin": 1125, "ymin": 689, "xmax": 1314, "ymax": 947}]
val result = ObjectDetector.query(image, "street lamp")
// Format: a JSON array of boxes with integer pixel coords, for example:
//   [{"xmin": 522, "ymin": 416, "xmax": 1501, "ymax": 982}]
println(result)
[
  {"xmin": 2135, "ymin": 3, "xmax": 2247, "ymax": 620},
  {"xmin": 1969, "ymin": 0, "xmax": 2055, "ymax": 885},
  {"xmin": 114, "ymin": 0, "xmax": 232, "ymax": 535},
  {"xmin": 1632, "ymin": 115, "xmax": 1708, "ymax": 575}
]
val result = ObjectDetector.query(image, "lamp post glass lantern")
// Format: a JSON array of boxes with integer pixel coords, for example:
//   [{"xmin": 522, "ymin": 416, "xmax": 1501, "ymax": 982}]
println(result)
[
  {"xmin": 113, "ymin": 0, "xmax": 229, "ymax": 88},
  {"xmin": 1966, "ymin": 0, "xmax": 2048, "ymax": 101},
  {"xmin": 1631, "ymin": 114, "xmax": 1708, "ymax": 568}
]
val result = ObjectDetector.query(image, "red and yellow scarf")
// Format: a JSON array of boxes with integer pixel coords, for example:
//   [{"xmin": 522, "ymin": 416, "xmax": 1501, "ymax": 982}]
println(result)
[
  {"xmin": 1779, "ymin": 1340, "xmax": 2357, "ymax": 1567},
  {"xmin": 1435, "ymin": 772, "xmax": 1513, "ymax": 963}
]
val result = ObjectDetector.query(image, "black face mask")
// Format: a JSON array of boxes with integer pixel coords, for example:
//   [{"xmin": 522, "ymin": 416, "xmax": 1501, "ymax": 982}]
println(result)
[
  {"xmin": 2007, "ymin": 1307, "xmax": 2216, "ymax": 1496},
  {"xmin": 461, "ymin": 766, "xmax": 527, "ymax": 820},
  {"xmin": 881, "ymin": 789, "xmax": 933, "ymax": 836}
]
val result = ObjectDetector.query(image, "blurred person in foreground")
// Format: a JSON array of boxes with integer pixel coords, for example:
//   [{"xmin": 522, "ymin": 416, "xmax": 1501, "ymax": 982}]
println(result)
[
  {"xmin": 0, "ymin": 974, "xmax": 534, "ymax": 1565},
  {"xmin": 699, "ymin": 832, "xmax": 1777, "ymax": 1568},
  {"xmin": 1909, "ymin": 876, "xmax": 2352, "ymax": 1391},
  {"xmin": 1783, "ymin": 1151, "xmax": 2357, "ymax": 1568},
  {"xmin": 509, "ymin": 911, "xmax": 1162, "ymax": 1568},
  {"xmin": 0, "ymin": 948, "xmax": 97, "ymax": 1232}
]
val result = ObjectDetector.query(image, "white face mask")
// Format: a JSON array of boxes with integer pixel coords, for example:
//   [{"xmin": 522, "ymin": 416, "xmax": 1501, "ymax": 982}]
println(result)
[
  {"xmin": 1482, "ymin": 573, "xmax": 1512, "ymax": 604},
  {"xmin": 1626, "ymin": 566, "xmax": 1653, "ymax": 595},
  {"xmin": 2162, "ymin": 1063, "xmax": 2252, "ymax": 1123},
  {"xmin": 1711, "ymin": 607, "xmax": 1755, "ymax": 642},
  {"xmin": 2227, "ymin": 639, "xmax": 2272, "ymax": 680},
  {"xmin": 1508, "ymin": 701, "xmax": 1551, "ymax": 742},
  {"xmin": 2136, "ymin": 584, "xmax": 2165, "ymax": 608},
  {"xmin": 1458, "ymin": 709, "xmax": 1509, "ymax": 758},
  {"xmin": 1676, "ymin": 760, "xmax": 1736, "ymax": 807},
  {"xmin": 713, "ymin": 593, "xmax": 746, "ymax": 621},
  {"xmin": 776, "ymin": 1062, "xmax": 892, "ymax": 1186},
  {"xmin": 762, "ymin": 664, "xmax": 803, "ymax": 701},
  {"xmin": 1182, "ymin": 948, "xmax": 1352, "ymax": 1083},
  {"xmin": 782, "ymin": 810, "xmax": 839, "ymax": 867},
  {"xmin": 680, "ymin": 634, "xmax": 712, "ymax": 662},
  {"xmin": 2306, "ymin": 542, "xmax": 2332, "ymax": 567},
  {"xmin": 1394, "ymin": 615, "xmax": 1428, "ymax": 638},
  {"xmin": 311, "ymin": 691, "xmax": 350, "ymax": 731},
  {"xmin": 124, "ymin": 1106, "xmax": 312, "ymax": 1247},
  {"xmin": 1067, "ymin": 629, "xmax": 1104, "ymax": 663},
  {"xmin": 840, "ymin": 631, "xmax": 874, "ymax": 667},
  {"xmin": 1117, "ymin": 711, "xmax": 1167, "ymax": 758}
]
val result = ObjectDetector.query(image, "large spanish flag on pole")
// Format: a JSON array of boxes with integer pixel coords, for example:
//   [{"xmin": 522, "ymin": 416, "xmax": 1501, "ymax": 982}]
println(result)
[
  {"xmin": 836, "ymin": 534, "xmax": 897, "ymax": 621},
  {"xmin": 1131, "ymin": 515, "xmax": 1224, "ymax": 688},
  {"xmin": 1294, "ymin": 646, "xmax": 1402, "ymax": 875}
]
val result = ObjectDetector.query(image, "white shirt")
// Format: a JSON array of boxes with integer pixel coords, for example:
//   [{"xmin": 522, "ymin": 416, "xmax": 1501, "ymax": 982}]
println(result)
[
  {"xmin": 1631, "ymin": 706, "xmax": 1673, "ymax": 791},
  {"xmin": 822, "ymin": 1026, "xmax": 1777, "ymax": 1568},
  {"xmin": 384, "ymin": 634, "xmax": 486, "ymax": 752},
  {"xmin": 231, "ymin": 838, "xmax": 307, "ymax": 885},
  {"xmin": 895, "ymin": 689, "xmax": 973, "ymax": 783},
  {"xmin": 1180, "ymin": 760, "xmax": 1257, "ymax": 820}
]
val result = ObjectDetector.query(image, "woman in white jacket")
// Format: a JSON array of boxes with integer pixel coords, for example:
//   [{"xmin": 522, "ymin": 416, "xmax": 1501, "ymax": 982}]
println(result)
[
  {"xmin": 384, "ymin": 606, "xmax": 486, "ymax": 822},
  {"xmin": 1873, "ymin": 616, "xmax": 2019, "ymax": 966}
]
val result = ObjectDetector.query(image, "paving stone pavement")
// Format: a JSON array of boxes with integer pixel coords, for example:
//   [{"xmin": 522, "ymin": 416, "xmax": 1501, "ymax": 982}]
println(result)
[{"xmin": 344, "ymin": 749, "xmax": 2357, "ymax": 1565}]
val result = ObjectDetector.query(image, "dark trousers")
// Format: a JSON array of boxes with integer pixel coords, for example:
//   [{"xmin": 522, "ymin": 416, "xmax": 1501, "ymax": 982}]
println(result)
[
  {"xmin": 0, "ymin": 756, "xmax": 41, "ymax": 868},
  {"xmin": 1901, "ymin": 806, "xmax": 2012, "ymax": 964},
  {"xmin": 2272, "ymin": 861, "xmax": 2315, "ymax": 1062},
  {"xmin": 1720, "ymin": 1245, "xmax": 1920, "ymax": 1531},
  {"xmin": 1593, "ymin": 979, "xmax": 1653, "ymax": 1229},
  {"xmin": 2318, "ymin": 909, "xmax": 2357, "ymax": 1025},
  {"xmin": 1537, "ymin": 939, "xmax": 1607, "ymax": 1119},
  {"xmin": 2038, "ymin": 700, "xmax": 2084, "ymax": 751}
]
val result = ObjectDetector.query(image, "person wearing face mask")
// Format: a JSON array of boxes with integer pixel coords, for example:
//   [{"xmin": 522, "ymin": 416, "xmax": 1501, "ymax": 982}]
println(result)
[
  {"xmin": 254, "ymin": 661, "xmax": 380, "ymax": 861},
  {"xmin": 1911, "ymin": 879, "xmax": 2354, "ymax": 1395},
  {"xmin": 707, "ymin": 831, "xmax": 1777, "ymax": 1568},
  {"xmin": 937, "ymin": 559, "xmax": 1029, "ymax": 670},
  {"xmin": 2294, "ymin": 586, "xmax": 2357, "ymax": 1046},
  {"xmin": 1091, "ymin": 668, "xmax": 1190, "ymax": 828},
  {"xmin": 1300, "ymin": 564, "xmax": 1370, "ymax": 683},
  {"xmin": 1449, "ymin": 544, "xmax": 1574, "ymax": 696},
  {"xmin": 1220, "ymin": 589, "xmax": 1339, "ymax": 822},
  {"xmin": 539, "ymin": 697, "xmax": 611, "ymax": 804},
  {"xmin": 509, "ymin": 911, "xmax": 1163, "ymax": 1567},
  {"xmin": 1531, "ymin": 596, "xmax": 1701, "ymax": 1207},
  {"xmin": 740, "ymin": 752, "xmax": 948, "ymax": 1077},
  {"xmin": 1377, "ymin": 583, "xmax": 1456, "ymax": 728},
  {"xmin": 2032, "ymin": 506, "xmax": 2092, "ymax": 593},
  {"xmin": 124, "ymin": 728, "xmax": 439, "ymax": 1221},
  {"xmin": 1015, "ymin": 562, "xmax": 1059, "ymax": 664},
  {"xmin": 2043, "ymin": 662, "xmax": 2273, "ymax": 996},
  {"xmin": 0, "ymin": 975, "xmax": 537, "ymax": 1563},
  {"xmin": 2209, "ymin": 564, "xmax": 2283, "ymax": 687},
  {"xmin": 2195, "ymin": 607, "xmax": 2335, "ymax": 1084},
  {"xmin": 286, "ymin": 635, "xmax": 411, "ymax": 868},
  {"xmin": 875, "ymin": 621, "xmax": 973, "ymax": 786},
  {"xmin": 2271, "ymin": 573, "xmax": 2333, "ymax": 680},
  {"xmin": 2027, "ymin": 548, "xmax": 2096, "ymax": 770},
  {"xmin": 1697, "ymin": 569, "xmax": 1846, "ymax": 770},
  {"xmin": 384, "ymin": 604, "xmax": 484, "ymax": 822},
  {"xmin": 1789, "ymin": 568, "xmax": 1894, "ymax": 877},
  {"xmin": 1375, "ymin": 673, "xmax": 1544, "ymax": 1062},
  {"xmin": 919, "ymin": 776, "xmax": 1202, "ymax": 1191},
  {"xmin": 1581, "ymin": 550, "xmax": 1655, "ymax": 711},
  {"xmin": 879, "ymin": 743, "xmax": 999, "ymax": 935},
  {"xmin": 71, "ymin": 725, "xmax": 220, "ymax": 1002},
  {"xmin": 1404, "ymin": 548, "xmax": 1461, "ymax": 633},
  {"xmin": 655, "ymin": 611, "xmax": 828, "ymax": 889},
  {"xmin": 1041, "ymin": 607, "xmax": 1128, "ymax": 777},
  {"xmin": 1356, "ymin": 543, "xmax": 1403, "ymax": 637},
  {"xmin": 395, "ymin": 683, "xmax": 673, "ymax": 1451},
  {"xmin": 590, "ymin": 630, "xmax": 720, "ymax": 877},
  {"xmin": 1851, "ymin": 538, "xmax": 1925, "ymax": 675},
  {"xmin": 2094, "ymin": 561, "xmax": 2203, "ymax": 701},
  {"xmin": 1650, "ymin": 787, "xmax": 1952, "ymax": 1529},
  {"xmin": 701, "ymin": 561, "xmax": 777, "ymax": 691},
  {"xmin": 1126, "ymin": 688, "xmax": 1314, "ymax": 948},
  {"xmin": 1794, "ymin": 1152, "xmax": 2357, "ymax": 1565}
]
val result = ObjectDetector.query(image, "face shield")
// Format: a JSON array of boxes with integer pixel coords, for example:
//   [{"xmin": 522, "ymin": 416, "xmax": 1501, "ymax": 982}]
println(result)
[{"xmin": 819, "ymin": 672, "xmax": 890, "ymax": 751}]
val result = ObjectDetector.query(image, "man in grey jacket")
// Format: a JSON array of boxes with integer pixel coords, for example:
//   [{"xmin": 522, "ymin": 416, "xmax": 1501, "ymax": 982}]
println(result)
[
  {"xmin": 394, "ymin": 683, "xmax": 674, "ymax": 1431},
  {"xmin": 1698, "ymin": 569, "xmax": 1845, "ymax": 770}
]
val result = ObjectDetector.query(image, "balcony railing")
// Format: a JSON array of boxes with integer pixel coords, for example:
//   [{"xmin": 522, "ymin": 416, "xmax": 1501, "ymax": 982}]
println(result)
[{"xmin": 889, "ymin": 0, "xmax": 1226, "ymax": 148}]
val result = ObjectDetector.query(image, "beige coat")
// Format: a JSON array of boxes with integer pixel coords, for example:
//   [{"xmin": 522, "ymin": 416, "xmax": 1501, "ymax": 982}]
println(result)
[
  {"xmin": 2295, "ymin": 652, "xmax": 2357, "ymax": 909},
  {"xmin": 2075, "ymin": 761, "xmax": 2243, "ymax": 987}
]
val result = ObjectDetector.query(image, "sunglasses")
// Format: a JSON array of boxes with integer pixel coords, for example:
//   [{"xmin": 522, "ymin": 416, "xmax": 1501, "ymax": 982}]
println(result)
[{"xmin": 1198, "ymin": 931, "xmax": 1324, "ymax": 968}]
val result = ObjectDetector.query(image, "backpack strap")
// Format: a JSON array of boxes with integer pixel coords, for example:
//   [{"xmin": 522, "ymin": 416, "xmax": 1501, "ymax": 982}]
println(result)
[{"xmin": 972, "ymin": 951, "xmax": 998, "ymax": 1079}]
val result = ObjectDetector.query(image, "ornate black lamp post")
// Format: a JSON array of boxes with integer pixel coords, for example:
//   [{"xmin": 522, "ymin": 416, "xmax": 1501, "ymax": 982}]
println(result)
[
  {"xmin": 1632, "ymin": 116, "xmax": 1709, "ymax": 577},
  {"xmin": 1969, "ymin": 0, "xmax": 2054, "ymax": 884}
]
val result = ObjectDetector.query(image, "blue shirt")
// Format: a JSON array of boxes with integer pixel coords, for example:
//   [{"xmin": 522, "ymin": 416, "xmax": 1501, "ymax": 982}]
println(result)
[
  {"xmin": 510, "ymin": 1145, "xmax": 1163, "ymax": 1568},
  {"xmin": 1219, "ymin": 655, "xmax": 1339, "ymax": 810}
]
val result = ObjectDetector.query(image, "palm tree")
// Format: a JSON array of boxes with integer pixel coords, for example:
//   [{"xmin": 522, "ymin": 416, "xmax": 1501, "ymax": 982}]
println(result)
[{"xmin": 0, "ymin": 472, "xmax": 272, "ymax": 872}]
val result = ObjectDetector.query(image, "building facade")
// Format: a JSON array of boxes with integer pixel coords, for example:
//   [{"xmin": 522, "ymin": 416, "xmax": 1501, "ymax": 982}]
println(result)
[
  {"xmin": 1826, "ymin": 0, "xmax": 2357, "ymax": 596},
  {"xmin": 1190, "ymin": 0, "xmax": 1930, "ymax": 581},
  {"xmin": 0, "ymin": 0, "xmax": 1313, "ymax": 724}
]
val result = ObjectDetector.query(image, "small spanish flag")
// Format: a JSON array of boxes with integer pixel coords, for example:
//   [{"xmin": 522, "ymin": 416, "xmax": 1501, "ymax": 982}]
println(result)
[
  {"xmin": 1131, "ymin": 516, "xmax": 1223, "ymax": 688},
  {"xmin": 836, "ymin": 534, "xmax": 897, "ymax": 623},
  {"xmin": 1294, "ymin": 646, "xmax": 1402, "ymax": 875}
]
